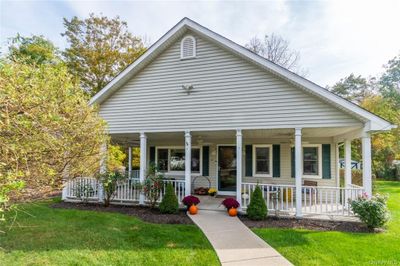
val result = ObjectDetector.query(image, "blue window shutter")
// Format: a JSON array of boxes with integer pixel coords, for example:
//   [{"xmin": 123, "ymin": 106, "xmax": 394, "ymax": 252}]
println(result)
[
  {"xmin": 202, "ymin": 146, "xmax": 209, "ymax": 176},
  {"xmin": 149, "ymin": 147, "xmax": 156, "ymax": 165},
  {"xmin": 273, "ymin": 145, "xmax": 280, "ymax": 178},
  {"xmin": 322, "ymin": 144, "xmax": 331, "ymax": 179},
  {"xmin": 245, "ymin": 145, "xmax": 252, "ymax": 176},
  {"xmin": 291, "ymin": 147, "xmax": 295, "ymax": 178}
]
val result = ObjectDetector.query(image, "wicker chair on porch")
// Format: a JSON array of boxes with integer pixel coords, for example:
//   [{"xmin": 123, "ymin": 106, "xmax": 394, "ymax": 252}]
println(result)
[{"xmin": 192, "ymin": 176, "xmax": 211, "ymax": 195}]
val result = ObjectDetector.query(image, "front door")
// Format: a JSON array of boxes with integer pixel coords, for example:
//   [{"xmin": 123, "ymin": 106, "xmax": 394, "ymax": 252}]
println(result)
[{"xmin": 218, "ymin": 146, "xmax": 236, "ymax": 192}]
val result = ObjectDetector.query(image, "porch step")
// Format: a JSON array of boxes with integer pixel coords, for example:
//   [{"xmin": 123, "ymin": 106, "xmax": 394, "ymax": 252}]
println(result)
[{"xmin": 196, "ymin": 195, "xmax": 228, "ymax": 212}]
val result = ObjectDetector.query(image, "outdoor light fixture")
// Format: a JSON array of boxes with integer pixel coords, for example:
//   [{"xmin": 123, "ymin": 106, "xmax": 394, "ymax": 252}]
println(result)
[{"xmin": 182, "ymin": 84, "xmax": 194, "ymax": 95}]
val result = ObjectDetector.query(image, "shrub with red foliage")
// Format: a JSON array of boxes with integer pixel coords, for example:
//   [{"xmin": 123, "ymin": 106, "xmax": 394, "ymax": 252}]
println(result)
[
  {"xmin": 182, "ymin": 195, "xmax": 200, "ymax": 207},
  {"xmin": 221, "ymin": 198, "xmax": 240, "ymax": 210}
]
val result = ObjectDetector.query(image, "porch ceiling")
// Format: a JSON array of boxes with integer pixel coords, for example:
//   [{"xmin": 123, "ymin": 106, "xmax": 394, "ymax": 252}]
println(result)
[{"xmin": 109, "ymin": 126, "xmax": 361, "ymax": 146}]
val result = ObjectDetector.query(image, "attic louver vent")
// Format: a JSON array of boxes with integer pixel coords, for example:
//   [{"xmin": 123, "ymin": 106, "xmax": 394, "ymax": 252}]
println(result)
[{"xmin": 181, "ymin": 35, "xmax": 196, "ymax": 59}]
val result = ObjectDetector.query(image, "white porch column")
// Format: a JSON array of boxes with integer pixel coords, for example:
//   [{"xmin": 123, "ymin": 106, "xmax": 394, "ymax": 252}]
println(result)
[
  {"xmin": 344, "ymin": 139, "xmax": 352, "ymax": 187},
  {"xmin": 184, "ymin": 131, "xmax": 192, "ymax": 196},
  {"xmin": 98, "ymin": 142, "xmax": 107, "ymax": 202},
  {"xmin": 295, "ymin": 128, "xmax": 302, "ymax": 218},
  {"xmin": 362, "ymin": 133, "xmax": 372, "ymax": 197},
  {"xmin": 344, "ymin": 139, "xmax": 352, "ymax": 207},
  {"xmin": 128, "ymin": 146, "xmax": 132, "ymax": 178},
  {"xmin": 335, "ymin": 142, "xmax": 340, "ymax": 188},
  {"xmin": 61, "ymin": 162, "xmax": 69, "ymax": 201},
  {"xmin": 236, "ymin": 129, "xmax": 242, "ymax": 206},
  {"xmin": 335, "ymin": 142, "xmax": 341, "ymax": 202},
  {"xmin": 139, "ymin": 132, "xmax": 147, "ymax": 205}
]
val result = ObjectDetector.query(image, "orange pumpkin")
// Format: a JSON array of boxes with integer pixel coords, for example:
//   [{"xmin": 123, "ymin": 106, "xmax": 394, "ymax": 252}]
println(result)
[
  {"xmin": 189, "ymin": 205, "xmax": 198, "ymax": 215},
  {"xmin": 228, "ymin": 208, "xmax": 238, "ymax": 217}
]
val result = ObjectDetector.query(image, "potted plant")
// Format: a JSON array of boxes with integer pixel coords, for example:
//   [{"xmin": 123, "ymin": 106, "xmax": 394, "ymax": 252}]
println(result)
[
  {"xmin": 182, "ymin": 195, "xmax": 200, "ymax": 215},
  {"xmin": 221, "ymin": 198, "xmax": 240, "ymax": 216},
  {"xmin": 208, "ymin": 188, "xmax": 217, "ymax": 197}
]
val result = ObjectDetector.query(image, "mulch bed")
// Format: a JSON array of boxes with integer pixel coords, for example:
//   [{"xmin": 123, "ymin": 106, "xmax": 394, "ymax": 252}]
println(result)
[
  {"xmin": 52, "ymin": 202, "xmax": 193, "ymax": 225},
  {"xmin": 239, "ymin": 215, "xmax": 373, "ymax": 233},
  {"xmin": 53, "ymin": 202, "xmax": 376, "ymax": 232}
]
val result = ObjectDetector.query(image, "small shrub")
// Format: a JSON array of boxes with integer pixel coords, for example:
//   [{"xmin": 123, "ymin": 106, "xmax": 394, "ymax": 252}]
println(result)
[
  {"xmin": 221, "ymin": 198, "xmax": 240, "ymax": 210},
  {"xmin": 247, "ymin": 185, "xmax": 267, "ymax": 220},
  {"xmin": 98, "ymin": 170, "xmax": 125, "ymax": 207},
  {"xmin": 350, "ymin": 193, "xmax": 390, "ymax": 230},
  {"xmin": 74, "ymin": 182, "xmax": 95, "ymax": 203},
  {"xmin": 142, "ymin": 164, "xmax": 164, "ymax": 208},
  {"xmin": 159, "ymin": 183, "xmax": 179, "ymax": 214},
  {"xmin": 182, "ymin": 195, "xmax": 200, "ymax": 209}
]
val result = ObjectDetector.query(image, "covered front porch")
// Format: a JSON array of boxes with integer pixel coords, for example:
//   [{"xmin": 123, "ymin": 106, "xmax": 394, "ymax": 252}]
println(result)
[{"xmin": 64, "ymin": 126, "xmax": 371, "ymax": 219}]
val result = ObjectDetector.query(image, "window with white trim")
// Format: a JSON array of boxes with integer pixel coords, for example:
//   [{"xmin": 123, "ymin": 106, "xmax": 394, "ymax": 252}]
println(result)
[
  {"xmin": 303, "ymin": 146, "xmax": 320, "ymax": 176},
  {"xmin": 253, "ymin": 145, "xmax": 272, "ymax": 177},
  {"xmin": 156, "ymin": 147, "xmax": 201, "ymax": 173},
  {"xmin": 180, "ymin": 36, "xmax": 196, "ymax": 59}
]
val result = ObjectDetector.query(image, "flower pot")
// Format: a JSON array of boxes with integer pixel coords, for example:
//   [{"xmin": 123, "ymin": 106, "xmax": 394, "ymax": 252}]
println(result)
[
  {"xmin": 228, "ymin": 207, "xmax": 238, "ymax": 217},
  {"xmin": 189, "ymin": 205, "xmax": 198, "ymax": 215}
]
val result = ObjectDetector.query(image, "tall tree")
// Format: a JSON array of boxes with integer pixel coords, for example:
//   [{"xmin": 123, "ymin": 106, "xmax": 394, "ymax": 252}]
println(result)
[
  {"xmin": 380, "ymin": 54, "xmax": 400, "ymax": 108},
  {"xmin": 329, "ymin": 74, "xmax": 376, "ymax": 104},
  {"xmin": 361, "ymin": 95, "xmax": 400, "ymax": 177},
  {"xmin": 0, "ymin": 60, "xmax": 108, "ymax": 213},
  {"xmin": 62, "ymin": 14, "xmax": 146, "ymax": 95},
  {"xmin": 7, "ymin": 34, "xmax": 61, "ymax": 65},
  {"xmin": 245, "ymin": 33, "xmax": 302, "ymax": 73}
]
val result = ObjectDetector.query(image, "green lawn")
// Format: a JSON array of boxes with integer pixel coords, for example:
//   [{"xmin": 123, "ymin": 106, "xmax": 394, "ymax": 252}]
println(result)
[
  {"xmin": 0, "ymin": 201, "xmax": 219, "ymax": 266},
  {"xmin": 1, "ymin": 181, "xmax": 399, "ymax": 266},
  {"xmin": 254, "ymin": 181, "xmax": 400, "ymax": 265}
]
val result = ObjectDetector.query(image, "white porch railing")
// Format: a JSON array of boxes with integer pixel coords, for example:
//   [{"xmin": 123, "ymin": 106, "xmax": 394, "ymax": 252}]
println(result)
[
  {"xmin": 113, "ymin": 178, "xmax": 141, "ymax": 202},
  {"xmin": 301, "ymin": 185, "xmax": 364, "ymax": 216},
  {"xmin": 241, "ymin": 182, "xmax": 364, "ymax": 217},
  {"xmin": 64, "ymin": 177, "xmax": 100, "ymax": 201},
  {"xmin": 63, "ymin": 175, "xmax": 186, "ymax": 205},
  {"xmin": 160, "ymin": 179, "xmax": 186, "ymax": 203},
  {"xmin": 242, "ymin": 183, "xmax": 296, "ymax": 212}
]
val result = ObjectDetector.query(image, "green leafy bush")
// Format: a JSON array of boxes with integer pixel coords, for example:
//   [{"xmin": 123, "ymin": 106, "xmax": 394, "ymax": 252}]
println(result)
[
  {"xmin": 142, "ymin": 164, "xmax": 164, "ymax": 208},
  {"xmin": 350, "ymin": 193, "xmax": 390, "ymax": 229},
  {"xmin": 159, "ymin": 183, "xmax": 179, "ymax": 214},
  {"xmin": 75, "ymin": 182, "xmax": 95, "ymax": 203},
  {"xmin": 98, "ymin": 171, "xmax": 125, "ymax": 207},
  {"xmin": 247, "ymin": 185, "xmax": 267, "ymax": 220}
]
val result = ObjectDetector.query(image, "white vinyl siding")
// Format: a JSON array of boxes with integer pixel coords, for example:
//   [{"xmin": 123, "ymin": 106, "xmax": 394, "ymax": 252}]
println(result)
[{"xmin": 99, "ymin": 31, "xmax": 362, "ymax": 133}]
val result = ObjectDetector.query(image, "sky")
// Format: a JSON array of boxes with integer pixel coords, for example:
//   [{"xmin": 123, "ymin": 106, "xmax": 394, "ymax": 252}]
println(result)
[{"xmin": 1, "ymin": 0, "xmax": 399, "ymax": 87}]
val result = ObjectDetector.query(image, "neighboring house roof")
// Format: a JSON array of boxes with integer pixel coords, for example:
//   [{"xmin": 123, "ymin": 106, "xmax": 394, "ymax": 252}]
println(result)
[{"xmin": 90, "ymin": 17, "xmax": 395, "ymax": 132}]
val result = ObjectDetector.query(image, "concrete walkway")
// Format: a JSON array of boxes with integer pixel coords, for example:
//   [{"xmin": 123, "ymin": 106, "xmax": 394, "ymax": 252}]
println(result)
[{"xmin": 189, "ymin": 210, "xmax": 293, "ymax": 266}]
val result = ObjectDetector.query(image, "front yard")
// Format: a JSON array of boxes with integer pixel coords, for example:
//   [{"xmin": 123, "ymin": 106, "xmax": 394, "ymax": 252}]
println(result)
[
  {"xmin": 0, "ymin": 201, "xmax": 219, "ymax": 265},
  {"xmin": 1, "ymin": 181, "xmax": 399, "ymax": 265},
  {"xmin": 254, "ymin": 181, "xmax": 400, "ymax": 265}
]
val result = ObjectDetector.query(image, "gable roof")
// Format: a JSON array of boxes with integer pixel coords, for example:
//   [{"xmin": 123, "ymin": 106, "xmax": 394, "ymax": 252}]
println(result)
[{"xmin": 89, "ymin": 17, "xmax": 395, "ymax": 132}]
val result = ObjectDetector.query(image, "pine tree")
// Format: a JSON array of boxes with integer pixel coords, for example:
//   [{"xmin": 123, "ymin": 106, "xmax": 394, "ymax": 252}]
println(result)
[
  {"xmin": 247, "ymin": 185, "xmax": 267, "ymax": 220},
  {"xmin": 159, "ymin": 183, "xmax": 179, "ymax": 214}
]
